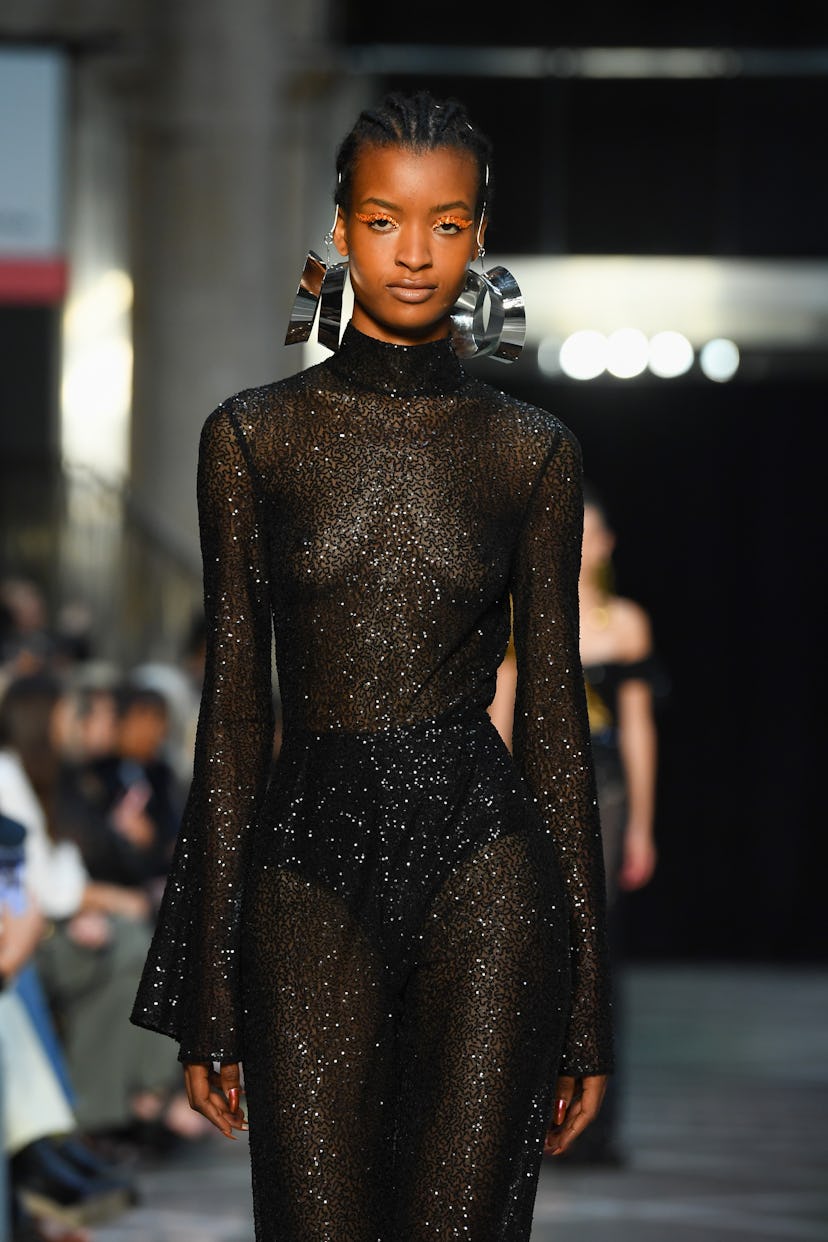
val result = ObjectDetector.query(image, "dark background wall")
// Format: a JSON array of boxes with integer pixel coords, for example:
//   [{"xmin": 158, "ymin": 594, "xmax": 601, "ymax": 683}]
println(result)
[
  {"xmin": 495, "ymin": 372, "xmax": 825, "ymax": 964},
  {"xmin": 335, "ymin": 68, "xmax": 828, "ymax": 260},
  {"xmin": 340, "ymin": 6, "xmax": 828, "ymax": 49},
  {"xmin": 336, "ymin": 11, "xmax": 828, "ymax": 963}
]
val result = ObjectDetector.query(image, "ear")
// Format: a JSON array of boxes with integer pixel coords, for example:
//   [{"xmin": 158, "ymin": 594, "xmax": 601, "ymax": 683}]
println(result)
[{"xmin": 332, "ymin": 206, "xmax": 349, "ymax": 257}]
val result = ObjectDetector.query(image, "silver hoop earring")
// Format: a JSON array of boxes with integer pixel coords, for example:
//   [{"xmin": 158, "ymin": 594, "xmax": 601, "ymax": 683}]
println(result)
[
  {"xmin": 484, "ymin": 265, "xmax": 526, "ymax": 362},
  {"xmin": 450, "ymin": 264, "xmax": 526, "ymax": 363}
]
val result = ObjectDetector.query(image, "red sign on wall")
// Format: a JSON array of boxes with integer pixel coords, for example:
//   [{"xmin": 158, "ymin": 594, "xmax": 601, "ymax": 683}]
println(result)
[{"xmin": 0, "ymin": 47, "xmax": 67, "ymax": 304}]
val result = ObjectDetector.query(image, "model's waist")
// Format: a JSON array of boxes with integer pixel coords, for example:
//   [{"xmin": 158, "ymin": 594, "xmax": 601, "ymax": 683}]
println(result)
[{"xmin": 280, "ymin": 698, "xmax": 492, "ymax": 747}]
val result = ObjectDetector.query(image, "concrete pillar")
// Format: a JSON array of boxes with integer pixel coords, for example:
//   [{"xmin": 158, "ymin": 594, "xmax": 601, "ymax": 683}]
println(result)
[{"xmin": 129, "ymin": 0, "xmax": 342, "ymax": 572}]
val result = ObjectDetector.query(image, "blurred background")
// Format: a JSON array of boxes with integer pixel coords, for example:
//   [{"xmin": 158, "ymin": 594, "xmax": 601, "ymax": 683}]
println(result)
[
  {"xmin": 3, "ymin": 1, "xmax": 826, "ymax": 968},
  {"xmin": 2, "ymin": 5, "xmax": 828, "ymax": 1239}
]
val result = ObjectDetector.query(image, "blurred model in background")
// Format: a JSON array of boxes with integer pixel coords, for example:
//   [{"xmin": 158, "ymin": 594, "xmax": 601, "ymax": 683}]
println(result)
[{"xmin": 490, "ymin": 480, "xmax": 661, "ymax": 1165}]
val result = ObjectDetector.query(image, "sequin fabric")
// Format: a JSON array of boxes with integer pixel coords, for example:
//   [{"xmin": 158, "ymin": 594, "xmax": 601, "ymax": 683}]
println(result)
[{"xmin": 131, "ymin": 323, "xmax": 613, "ymax": 1241}]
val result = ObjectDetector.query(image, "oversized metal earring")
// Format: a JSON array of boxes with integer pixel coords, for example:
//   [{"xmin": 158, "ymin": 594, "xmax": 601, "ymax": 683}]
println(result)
[
  {"xmin": 316, "ymin": 257, "xmax": 348, "ymax": 353},
  {"xmin": 284, "ymin": 195, "xmax": 349, "ymax": 351},
  {"xmin": 284, "ymin": 250, "xmax": 327, "ymax": 345},
  {"xmin": 450, "ymin": 264, "xmax": 526, "ymax": 363},
  {"xmin": 449, "ymin": 207, "xmax": 526, "ymax": 363}
]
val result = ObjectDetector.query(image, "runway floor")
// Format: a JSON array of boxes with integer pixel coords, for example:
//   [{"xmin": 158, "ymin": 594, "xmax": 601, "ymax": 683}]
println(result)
[{"xmin": 88, "ymin": 962, "xmax": 828, "ymax": 1242}]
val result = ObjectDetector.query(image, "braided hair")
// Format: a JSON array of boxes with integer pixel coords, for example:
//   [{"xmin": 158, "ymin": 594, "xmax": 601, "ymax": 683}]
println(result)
[{"xmin": 335, "ymin": 90, "xmax": 494, "ymax": 220}]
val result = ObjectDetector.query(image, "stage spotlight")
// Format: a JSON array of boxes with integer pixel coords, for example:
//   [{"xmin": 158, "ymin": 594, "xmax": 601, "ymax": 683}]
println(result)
[
  {"xmin": 537, "ymin": 337, "xmax": 563, "ymax": 376},
  {"xmin": 648, "ymin": 330, "xmax": 694, "ymax": 378},
  {"xmin": 559, "ymin": 330, "xmax": 607, "ymax": 380},
  {"xmin": 606, "ymin": 327, "xmax": 649, "ymax": 379},
  {"xmin": 700, "ymin": 338, "xmax": 740, "ymax": 382}
]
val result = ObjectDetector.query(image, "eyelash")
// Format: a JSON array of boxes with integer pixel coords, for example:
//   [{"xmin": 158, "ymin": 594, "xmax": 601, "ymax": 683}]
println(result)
[
  {"xmin": 354, "ymin": 212, "xmax": 473, "ymax": 235},
  {"xmin": 437, "ymin": 215, "xmax": 473, "ymax": 233}
]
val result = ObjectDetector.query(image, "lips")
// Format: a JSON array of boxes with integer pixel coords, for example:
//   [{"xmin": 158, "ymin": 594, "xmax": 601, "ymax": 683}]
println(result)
[{"xmin": 387, "ymin": 282, "xmax": 437, "ymax": 303}]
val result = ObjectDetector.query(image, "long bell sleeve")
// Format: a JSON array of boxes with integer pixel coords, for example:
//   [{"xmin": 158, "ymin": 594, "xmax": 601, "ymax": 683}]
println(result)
[
  {"xmin": 509, "ymin": 424, "xmax": 614, "ymax": 1077},
  {"xmin": 131, "ymin": 402, "xmax": 274, "ymax": 1063}
]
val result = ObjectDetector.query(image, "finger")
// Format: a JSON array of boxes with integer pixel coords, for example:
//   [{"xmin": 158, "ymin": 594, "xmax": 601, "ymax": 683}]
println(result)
[
  {"xmin": 197, "ymin": 1086, "xmax": 240, "ymax": 1138},
  {"xmin": 543, "ymin": 1075, "xmax": 578, "ymax": 1153},
  {"xmin": 220, "ymin": 1065, "xmax": 241, "ymax": 1109},
  {"xmin": 546, "ymin": 1077, "xmax": 607, "ymax": 1156},
  {"xmin": 546, "ymin": 1078, "xmax": 603, "ymax": 1155},
  {"xmin": 185, "ymin": 1064, "xmax": 239, "ymax": 1139},
  {"xmin": 225, "ymin": 1093, "xmax": 248, "ymax": 1129},
  {"xmin": 546, "ymin": 1100, "xmax": 587, "ymax": 1155},
  {"xmin": 200, "ymin": 1097, "xmax": 238, "ymax": 1138},
  {"xmin": 549, "ymin": 1074, "xmax": 576, "ymax": 1127},
  {"xmin": 219, "ymin": 1063, "xmax": 248, "ymax": 1132},
  {"xmin": 184, "ymin": 1062, "xmax": 209, "ymax": 1110},
  {"xmin": 554, "ymin": 1075, "xmax": 576, "ymax": 1108},
  {"xmin": 220, "ymin": 1062, "xmax": 241, "ymax": 1102}
]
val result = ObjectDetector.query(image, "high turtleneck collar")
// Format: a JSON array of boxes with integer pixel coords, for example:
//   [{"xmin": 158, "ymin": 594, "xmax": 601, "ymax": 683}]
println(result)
[{"xmin": 325, "ymin": 322, "xmax": 467, "ymax": 398}]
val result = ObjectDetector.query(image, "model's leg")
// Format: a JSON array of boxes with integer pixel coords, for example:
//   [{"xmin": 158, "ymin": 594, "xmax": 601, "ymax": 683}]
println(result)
[
  {"xmin": 241, "ymin": 865, "xmax": 396, "ymax": 1242},
  {"xmin": 393, "ymin": 830, "xmax": 570, "ymax": 1242}
]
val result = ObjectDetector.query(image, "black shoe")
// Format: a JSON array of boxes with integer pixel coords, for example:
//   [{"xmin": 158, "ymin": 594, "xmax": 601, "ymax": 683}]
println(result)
[{"xmin": 11, "ymin": 1138, "xmax": 133, "ymax": 1227}]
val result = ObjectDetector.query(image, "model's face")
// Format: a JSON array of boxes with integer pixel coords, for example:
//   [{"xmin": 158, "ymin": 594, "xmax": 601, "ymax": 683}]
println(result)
[{"xmin": 334, "ymin": 144, "xmax": 484, "ymax": 345}]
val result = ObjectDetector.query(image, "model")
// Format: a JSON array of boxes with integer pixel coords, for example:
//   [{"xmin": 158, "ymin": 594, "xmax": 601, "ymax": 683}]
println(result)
[{"xmin": 131, "ymin": 89, "xmax": 613, "ymax": 1241}]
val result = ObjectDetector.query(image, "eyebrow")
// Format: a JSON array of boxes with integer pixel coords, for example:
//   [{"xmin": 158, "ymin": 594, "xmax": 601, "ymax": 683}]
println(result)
[{"xmin": 359, "ymin": 196, "xmax": 473, "ymax": 214}]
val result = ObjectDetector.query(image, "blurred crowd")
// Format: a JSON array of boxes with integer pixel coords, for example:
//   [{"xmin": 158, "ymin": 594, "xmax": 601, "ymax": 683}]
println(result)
[{"xmin": 0, "ymin": 574, "xmax": 214, "ymax": 1242}]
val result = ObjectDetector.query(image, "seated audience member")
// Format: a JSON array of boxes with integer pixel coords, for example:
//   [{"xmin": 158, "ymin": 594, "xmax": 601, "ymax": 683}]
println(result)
[
  {"xmin": 68, "ymin": 683, "xmax": 183, "ymax": 886},
  {"xmin": 2, "ymin": 812, "xmax": 134, "ymax": 1241},
  {"xmin": 51, "ymin": 684, "xmax": 166, "ymax": 898},
  {"xmin": 0, "ymin": 673, "xmax": 210, "ymax": 1158}
]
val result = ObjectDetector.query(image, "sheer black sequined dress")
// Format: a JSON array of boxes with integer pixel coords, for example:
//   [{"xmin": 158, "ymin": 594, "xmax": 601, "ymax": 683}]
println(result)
[{"xmin": 131, "ymin": 323, "xmax": 613, "ymax": 1241}]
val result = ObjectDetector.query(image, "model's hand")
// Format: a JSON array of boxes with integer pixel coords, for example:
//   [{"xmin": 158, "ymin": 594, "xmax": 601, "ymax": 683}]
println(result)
[
  {"xmin": 544, "ymin": 1073, "xmax": 608, "ymax": 1156},
  {"xmin": 184, "ymin": 1061, "xmax": 247, "ymax": 1139},
  {"xmin": 66, "ymin": 910, "xmax": 112, "ymax": 950},
  {"xmin": 83, "ymin": 881, "xmax": 152, "ymax": 922},
  {"xmin": 110, "ymin": 783, "xmax": 156, "ymax": 848},
  {"xmin": 618, "ymin": 830, "xmax": 657, "ymax": 891}
]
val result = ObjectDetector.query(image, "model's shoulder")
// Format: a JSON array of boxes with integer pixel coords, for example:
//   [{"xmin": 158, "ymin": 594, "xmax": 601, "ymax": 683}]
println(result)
[
  {"xmin": 464, "ymin": 375, "xmax": 580, "ymax": 454},
  {"xmin": 201, "ymin": 366, "xmax": 318, "ymax": 439},
  {"xmin": 610, "ymin": 596, "xmax": 654, "ymax": 657}
]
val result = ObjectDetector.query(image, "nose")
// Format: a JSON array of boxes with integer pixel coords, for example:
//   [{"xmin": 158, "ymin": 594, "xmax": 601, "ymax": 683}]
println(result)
[{"xmin": 395, "ymin": 223, "xmax": 433, "ymax": 271}]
